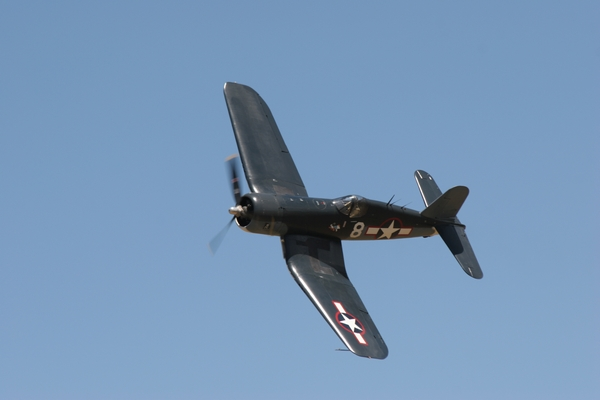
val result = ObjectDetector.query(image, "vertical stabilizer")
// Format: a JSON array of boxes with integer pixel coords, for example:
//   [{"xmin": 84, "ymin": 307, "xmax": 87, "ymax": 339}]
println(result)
[{"xmin": 414, "ymin": 170, "xmax": 442, "ymax": 207}]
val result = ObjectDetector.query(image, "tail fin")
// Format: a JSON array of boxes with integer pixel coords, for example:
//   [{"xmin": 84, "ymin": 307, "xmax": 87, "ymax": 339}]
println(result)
[
  {"xmin": 414, "ymin": 170, "xmax": 483, "ymax": 279},
  {"xmin": 414, "ymin": 170, "xmax": 442, "ymax": 207}
]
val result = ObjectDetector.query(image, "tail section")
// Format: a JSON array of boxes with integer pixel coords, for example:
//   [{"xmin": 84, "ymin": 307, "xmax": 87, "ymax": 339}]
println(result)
[
  {"xmin": 414, "ymin": 170, "xmax": 483, "ymax": 279},
  {"xmin": 421, "ymin": 186, "xmax": 469, "ymax": 221}
]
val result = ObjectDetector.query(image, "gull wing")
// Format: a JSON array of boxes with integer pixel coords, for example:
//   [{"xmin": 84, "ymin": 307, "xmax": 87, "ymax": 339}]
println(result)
[
  {"xmin": 223, "ymin": 82, "xmax": 307, "ymax": 196},
  {"xmin": 283, "ymin": 234, "xmax": 388, "ymax": 359}
]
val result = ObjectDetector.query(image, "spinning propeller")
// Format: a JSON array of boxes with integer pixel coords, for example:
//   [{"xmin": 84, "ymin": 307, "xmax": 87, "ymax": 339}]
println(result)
[
  {"xmin": 227, "ymin": 154, "xmax": 241, "ymax": 205},
  {"xmin": 208, "ymin": 154, "xmax": 247, "ymax": 254}
]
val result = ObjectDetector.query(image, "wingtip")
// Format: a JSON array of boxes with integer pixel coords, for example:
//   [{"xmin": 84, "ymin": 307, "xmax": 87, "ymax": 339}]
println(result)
[
  {"xmin": 345, "ymin": 342, "xmax": 389, "ymax": 360},
  {"xmin": 223, "ymin": 81, "xmax": 245, "ymax": 91},
  {"xmin": 224, "ymin": 82, "xmax": 259, "ymax": 97}
]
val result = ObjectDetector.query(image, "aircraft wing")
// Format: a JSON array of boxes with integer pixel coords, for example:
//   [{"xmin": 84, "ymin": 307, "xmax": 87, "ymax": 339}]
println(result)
[
  {"xmin": 283, "ymin": 234, "xmax": 388, "ymax": 359},
  {"xmin": 223, "ymin": 82, "xmax": 308, "ymax": 196}
]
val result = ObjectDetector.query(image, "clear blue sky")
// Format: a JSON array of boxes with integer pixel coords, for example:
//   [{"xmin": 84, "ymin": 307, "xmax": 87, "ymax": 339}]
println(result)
[{"xmin": 1, "ymin": 1, "xmax": 598, "ymax": 399}]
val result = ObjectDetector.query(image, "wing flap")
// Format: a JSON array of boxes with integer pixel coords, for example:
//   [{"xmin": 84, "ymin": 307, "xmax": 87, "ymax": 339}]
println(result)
[
  {"xmin": 224, "ymin": 83, "xmax": 307, "ymax": 196},
  {"xmin": 283, "ymin": 234, "xmax": 388, "ymax": 359}
]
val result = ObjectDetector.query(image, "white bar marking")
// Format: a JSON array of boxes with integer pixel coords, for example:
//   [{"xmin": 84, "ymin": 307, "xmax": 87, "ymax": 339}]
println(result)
[
  {"xmin": 354, "ymin": 332, "xmax": 367, "ymax": 344},
  {"xmin": 333, "ymin": 301, "xmax": 346, "ymax": 314}
]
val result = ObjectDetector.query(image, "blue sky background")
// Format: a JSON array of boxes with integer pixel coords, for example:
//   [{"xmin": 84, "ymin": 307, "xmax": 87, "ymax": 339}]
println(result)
[{"xmin": 1, "ymin": 1, "xmax": 598, "ymax": 399}]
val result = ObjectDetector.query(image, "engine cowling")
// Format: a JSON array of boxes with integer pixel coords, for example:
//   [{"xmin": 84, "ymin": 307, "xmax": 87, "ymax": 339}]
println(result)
[{"xmin": 234, "ymin": 193, "xmax": 288, "ymax": 236}]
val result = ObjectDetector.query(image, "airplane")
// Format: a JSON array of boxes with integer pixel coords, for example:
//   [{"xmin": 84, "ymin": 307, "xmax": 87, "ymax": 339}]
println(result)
[{"xmin": 211, "ymin": 82, "xmax": 483, "ymax": 360}]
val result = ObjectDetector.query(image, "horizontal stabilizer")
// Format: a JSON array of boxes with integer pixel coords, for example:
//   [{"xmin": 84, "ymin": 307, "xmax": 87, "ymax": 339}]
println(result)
[
  {"xmin": 421, "ymin": 186, "xmax": 469, "ymax": 220},
  {"xmin": 436, "ymin": 225, "xmax": 483, "ymax": 279}
]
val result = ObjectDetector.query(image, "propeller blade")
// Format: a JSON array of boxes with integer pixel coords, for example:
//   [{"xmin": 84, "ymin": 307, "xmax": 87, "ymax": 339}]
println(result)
[
  {"xmin": 208, "ymin": 155, "xmax": 243, "ymax": 255},
  {"xmin": 226, "ymin": 154, "xmax": 242, "ymax": 204},
  {"xmin": 208, "ymin": 217, "xmax": 235, "ymax": 255}
]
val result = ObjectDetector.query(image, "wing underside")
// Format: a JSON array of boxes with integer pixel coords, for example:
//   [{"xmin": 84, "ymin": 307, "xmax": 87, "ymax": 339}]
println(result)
[
  {"xmin": 223, "ymin": 82, "xmax": 307, "ymax": 196},
  {"xmin": 283, "ymin": 234, "xmax": 388, "ymax": 359}
]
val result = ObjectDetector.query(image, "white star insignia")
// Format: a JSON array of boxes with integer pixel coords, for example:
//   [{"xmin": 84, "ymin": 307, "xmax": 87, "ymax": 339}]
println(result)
[
  {"xmin": 339, "ymin": 313, "xmax": 363, "ymax": 333},
  {"xmin": 378, "ymin": 220, "xmax": 400, "ymax": 239}
]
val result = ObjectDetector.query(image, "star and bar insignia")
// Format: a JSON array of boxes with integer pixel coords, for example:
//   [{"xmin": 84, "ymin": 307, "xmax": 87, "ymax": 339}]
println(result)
[
  {"xmin": 333, "ymin": 301, "xmax": 368, "ymax": 345},
  {"xmin": 366, "ymin": 218, "xmax": 412, "ymax": 239}
]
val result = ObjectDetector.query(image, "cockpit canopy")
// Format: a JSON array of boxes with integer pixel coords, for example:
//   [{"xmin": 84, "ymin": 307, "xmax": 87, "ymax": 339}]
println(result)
[{"xmin": 332, "ymin": 195, "xmax": 368, "ymax": 218}]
